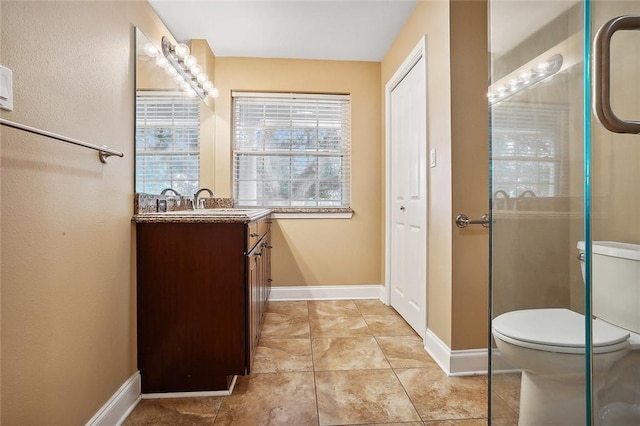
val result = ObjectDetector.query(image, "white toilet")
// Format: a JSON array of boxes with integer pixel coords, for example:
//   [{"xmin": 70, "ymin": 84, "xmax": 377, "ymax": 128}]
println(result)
[{"xmin": 492, "ymin": 241, "xmax": 640, "ymax": 426}]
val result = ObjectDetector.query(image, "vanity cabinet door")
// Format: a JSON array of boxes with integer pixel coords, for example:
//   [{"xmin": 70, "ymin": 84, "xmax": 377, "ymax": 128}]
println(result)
[
  {"xmin": 136, "ymin": 222, "xmax": 247, "ymax": 394},
  {"xmin": 263, "ymin": 231, "xmax": 272, "ymax": 310},
  {"xmin": 246, "ymin": 242, "xmax": 263, "ymax": 373}
]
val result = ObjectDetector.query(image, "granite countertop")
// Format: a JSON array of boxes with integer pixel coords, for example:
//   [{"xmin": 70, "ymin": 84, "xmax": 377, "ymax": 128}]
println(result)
[{"xmin": 132, "ymin": 208, "xmax": 272, "ymax": 224}]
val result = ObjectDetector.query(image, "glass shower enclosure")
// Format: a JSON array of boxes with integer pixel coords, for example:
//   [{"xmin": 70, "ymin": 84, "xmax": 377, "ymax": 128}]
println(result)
[{"xmin": 488, "ymin": 1, "xmax": 640, "ymax": 425}]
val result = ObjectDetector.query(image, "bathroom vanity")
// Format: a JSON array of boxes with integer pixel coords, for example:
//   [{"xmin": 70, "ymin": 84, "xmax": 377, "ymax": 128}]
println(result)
[{"xmin": 133, "ymin": 208, "xmax": 271, "ymax": 394}]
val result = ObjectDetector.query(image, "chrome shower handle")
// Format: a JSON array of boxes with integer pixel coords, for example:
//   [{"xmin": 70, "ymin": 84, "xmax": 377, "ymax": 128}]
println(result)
[{"xmin": 593, "ymin": 15, "xmax": 640, "ymax": 134}]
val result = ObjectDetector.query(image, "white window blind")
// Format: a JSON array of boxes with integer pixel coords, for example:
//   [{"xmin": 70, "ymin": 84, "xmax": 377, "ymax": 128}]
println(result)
[
  {"xmin": 233, "ymin": 92, "xmax": 351, "ymax": 208},
  {"xmin": 135, "ymin": 92, "xmax": 200, "ymax": 195},
  {"xmin": 491, "ymin": 102, "xmax": 569, "ymax": 198}
]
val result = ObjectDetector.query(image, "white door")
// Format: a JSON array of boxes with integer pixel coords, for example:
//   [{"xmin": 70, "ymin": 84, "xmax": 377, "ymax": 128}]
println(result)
[{"xmin": 388, "ymin": 47, "xmax": 427, "ymax": 336}]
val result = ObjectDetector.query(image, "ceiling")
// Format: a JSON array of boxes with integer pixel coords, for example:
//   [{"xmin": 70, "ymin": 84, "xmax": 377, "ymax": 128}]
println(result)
[
  {"xmin": 148, "ymin": 1, "xmax": 580, "ymax": 62},
  {"xmin": 148, "ymin": 0, "xmax": 418, "ymax": 62},
  {"xmin": 489, "ymin": 0, "xmax": 579, "ymax": 55}
]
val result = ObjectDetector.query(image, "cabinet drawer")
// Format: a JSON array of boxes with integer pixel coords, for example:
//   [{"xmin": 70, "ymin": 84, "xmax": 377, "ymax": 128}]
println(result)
[
  {"xmin": 247, "ymin": 218, "xmax": 271, "ymax": 251},
  {"xmin": 247, "ymin": 222, "xmax": 260, "ymax": 251},
  {"xmin": 258, "ymin": 217, "xmax": 270, "ymax": 239}
]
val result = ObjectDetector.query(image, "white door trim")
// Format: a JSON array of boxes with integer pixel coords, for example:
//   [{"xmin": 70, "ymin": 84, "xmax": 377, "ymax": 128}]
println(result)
[{"xmin": 384, "ymin": 36, "xmax": 428, "ymax": 334}]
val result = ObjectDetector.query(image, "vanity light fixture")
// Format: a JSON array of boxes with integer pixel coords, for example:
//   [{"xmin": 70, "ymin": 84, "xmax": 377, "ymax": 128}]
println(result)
[
  {"xmin": 488, "ymin": 54, "xmax": 563, "ymax": 105},
  {"xmin": 143, "ymin": 38, "xmax": 218, "ymax": 99}
]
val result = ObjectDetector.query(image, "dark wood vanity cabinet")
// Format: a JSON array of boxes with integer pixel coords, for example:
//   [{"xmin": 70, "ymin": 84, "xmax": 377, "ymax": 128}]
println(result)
[
  {"xmin": 135, "ymin": 215, "xmax": 271, "ymax": 394},
  {"xmin": 247, "ymin": 224, "xmax": 271, "ymax": 372}
]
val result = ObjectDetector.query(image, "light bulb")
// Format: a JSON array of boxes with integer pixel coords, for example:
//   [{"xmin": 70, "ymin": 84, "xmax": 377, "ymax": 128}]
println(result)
[
  {"xmin": 207, "ymin": 87, "xmax": 220, "ymax": 98},
  {"xmin": 202, "ymin": 81, "xmax": 215, "ymax": 92},
  {"xmin": 519, "ymin": 71, "xmax": 532, "ymax": 82},
  {"xmin": 155, "ymin": 56, "xmax": 168, "ymax": 68},
  {"xmin": 536, "ymin": 61, "xmax": 550, "ymax": 73},
  {"xmin": 174, "ymin": 43, "xmax": 190, "ymax": 59},
  {"xmin": 197, "ymin": 74, "xmax": 208, "ymax": 84},
  {"xmin": 190, "ymin": 64, "xmax": 203, "ymax": 76},
  {"xmin": 165, "ymin": 66, "xmax": 177, "ymax": 77},
  {"xmin": 144, "ymin": 43, "xmax": 159, "ymax": 58},
  {"xmin": 184, "ymin": 55, "xmax": 197, "ymax": 68}
]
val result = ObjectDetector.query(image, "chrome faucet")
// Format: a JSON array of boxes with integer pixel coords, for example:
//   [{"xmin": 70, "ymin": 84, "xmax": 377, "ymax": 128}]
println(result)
[
  {"xmin": 493, "ymin": 190, "xmax": 510, "ymax": 210},
  {"xmin": 160, "ymin": 188, "xmax": 180, "ymax": 196},
  {"xmin": 194, "ymin": 188, "xmax": 214, "ymax": 209},
  {"xmin": 493, "ymin": 190, "xmax": 509, "ymax": 199}
]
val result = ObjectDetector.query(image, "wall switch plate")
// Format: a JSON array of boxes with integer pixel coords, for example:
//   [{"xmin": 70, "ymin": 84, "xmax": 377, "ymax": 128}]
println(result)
[
  {"xmin": 430, "ymin": 149, "xmax": 437, "ymax": 168},
  {"xmin": 0, "ymin": 66, "xmax": 13, "ymax": 111}
]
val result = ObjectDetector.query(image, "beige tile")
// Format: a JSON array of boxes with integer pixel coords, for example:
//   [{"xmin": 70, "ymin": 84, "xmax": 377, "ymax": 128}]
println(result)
[
  {"xmin": 377, "ymin": 335, "xmax": 436, "ymax": 369},
  {"xmin": 366, "ymin": 423, "xmax": 425, "ymax": 426},
  {"xmin": 123, "ymin": 397, "xmax": 222, "ymax": 425},
  {"xmin": 310, "ymin": 314, "xmax": 372, "ymax": 338},
  {"xmin": 260, "ymin": 312, "xmax": 310, "ymax": 338},
  {"xmin": 266, "ymin": 300, "xmax": 308, "ymax": 317},
  {"xmin": 364, "ymin": 314, "xmax": 418, "ymax": 337},
  {"xmin": 252, "ymin": 338, "xmax": 313, "ymax": 373},
  {"xmin": 215, "ymin": 372, "xmax": 318, "ymax": 425},
  {"xmin": 489, "ymin": 418, "xmax": 517, "ymax": 426},
  {"xmin": 312, "ymin": 336, "xmax": 391, "ymax": 371},
  {"xmin": 315, "ymin": 369, "xmax": 421, "ymax": 425},
  {"xmin": 424, "ymin": 420, "xmax": 487, "ymax": 425},
  {"xmin": 355, "ymin": 299, "xmax": 399, "ymax": 316},
  {"xmin": 491, "ymin": 372, "xmax": 520, "ymax": 413},
  {"xmin": 396, "ymin": 368, "xmax": 488, "ymax": 422},
  {"xmin": 308, "ymin": 300, "xmax": 361, "ymax": 317},
  {"xmin": 490, "ymin": 392, "xmax": 519, "ymax": 422}
]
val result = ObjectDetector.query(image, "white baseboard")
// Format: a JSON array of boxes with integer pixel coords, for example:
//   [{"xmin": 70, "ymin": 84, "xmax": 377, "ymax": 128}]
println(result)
[
  {"xmin": 142, "ymin": 376, "xmax": 238, "ymax": 399},
  {"xmin": 424, "ymin": 329, "xmax": 488, "ymax": 377},
  {"xmin": 86, "ymin": 371, "xmax": 141, "ymax": 426},
  {"xmin": 269, "ymin": 284, "xmax": 384, "ymax": 301}
]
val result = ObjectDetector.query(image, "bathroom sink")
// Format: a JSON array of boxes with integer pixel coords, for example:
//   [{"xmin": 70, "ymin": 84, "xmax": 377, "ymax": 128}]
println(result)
[
  {"xmin": 133, "ymin": 208, "xmax": 271, "ymax": 224},
  {"xmin": 161, "ymin": 208, "xmax": 260, "ymax": 216}
]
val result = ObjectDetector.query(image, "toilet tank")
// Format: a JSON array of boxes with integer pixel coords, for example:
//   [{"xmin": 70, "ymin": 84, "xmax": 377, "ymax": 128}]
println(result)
[{"xmin": 578, "ymin": 241, "xmax": 640, "ymax": 334}]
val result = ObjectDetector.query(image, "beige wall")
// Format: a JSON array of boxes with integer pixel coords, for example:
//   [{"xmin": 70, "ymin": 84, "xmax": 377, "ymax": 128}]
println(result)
[
  {"xmin": 1, "ymin": 1, "xmax": 171, "ymax": 423},
  {"xmin": 382, "ymin": 0, "xmax": 489, "ymax": 350},
  {"xmin": 213, "ymin": 58, "xmax": 383, "ymax": 286},
  {"xmin": 449, "ymin": 1, "xmax": 489, "ymax": 349}
]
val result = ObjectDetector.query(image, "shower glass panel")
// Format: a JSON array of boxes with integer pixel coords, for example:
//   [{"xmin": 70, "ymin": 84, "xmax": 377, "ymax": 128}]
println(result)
[
  {"xmin": 489, "ymin": 1, "xmax": 640, "ymax": 425},
  {"xmin": 489, "ymin": 1, "xmax": 587, "ymax": 424},
  {"xmin": 590, "ymin": 2, "xmax": 640, "ymax": 426}
]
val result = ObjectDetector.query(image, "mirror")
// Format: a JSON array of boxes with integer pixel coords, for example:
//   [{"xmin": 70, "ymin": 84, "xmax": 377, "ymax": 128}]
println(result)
[{"xmin": 134, "ymin": 28, "xmax": 215, "ymax": 196}]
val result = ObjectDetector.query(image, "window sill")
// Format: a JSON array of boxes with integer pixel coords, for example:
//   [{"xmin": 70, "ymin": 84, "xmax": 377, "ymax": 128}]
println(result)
[{"xmin": 267, "ymin": 208, "xmax": 354, "ymax": 219}]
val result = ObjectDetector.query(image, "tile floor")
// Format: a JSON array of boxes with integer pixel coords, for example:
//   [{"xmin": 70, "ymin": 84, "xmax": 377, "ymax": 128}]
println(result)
[{"xmin": 124, "ymin": 299, "xmax": 520, "ymax": 425}]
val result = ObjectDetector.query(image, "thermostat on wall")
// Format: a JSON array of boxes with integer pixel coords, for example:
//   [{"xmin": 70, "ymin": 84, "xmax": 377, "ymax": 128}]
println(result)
[{"xmin": 0, "ymin": 65, "xmax": 13, "ymax": 111}]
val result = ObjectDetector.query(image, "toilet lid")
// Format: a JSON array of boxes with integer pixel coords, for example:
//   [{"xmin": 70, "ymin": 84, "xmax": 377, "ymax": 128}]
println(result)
[{"xmin": 493, "ymin": 308, "xmax": 630, "ymax": 354}]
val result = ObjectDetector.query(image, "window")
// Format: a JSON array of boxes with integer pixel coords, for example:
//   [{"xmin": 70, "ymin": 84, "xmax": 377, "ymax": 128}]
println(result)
[
  {"xmin": 233, "ymin": 92, "xmax": 351, "ymax": 208},
  {"xmin": 135, "ymin": 92, "xmax": 200, "ymax": 195},
  {"xmin": 491, "ymin": 102, "xmax": 569, "ymax": 198}
]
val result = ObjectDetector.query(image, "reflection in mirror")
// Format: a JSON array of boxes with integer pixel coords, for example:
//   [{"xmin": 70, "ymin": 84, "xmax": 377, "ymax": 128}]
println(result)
[
  {"xmin": 134, "ymin": 28, "xmax": 214, "ymax": 196},
  {"xmin": 489, "ymin": 15, "xmax": 583, "ymax": 211}
]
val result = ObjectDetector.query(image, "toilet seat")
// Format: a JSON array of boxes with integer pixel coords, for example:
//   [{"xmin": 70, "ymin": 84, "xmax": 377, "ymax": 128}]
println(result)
[{"xmin": 493, "ymin": 308, "xmax": 630, "ymax": 354}]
